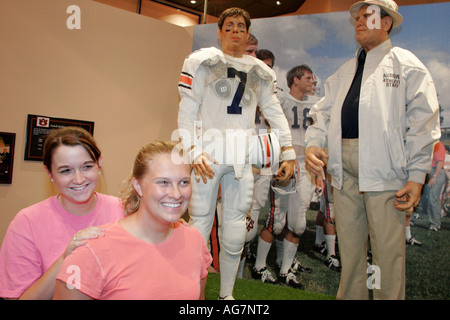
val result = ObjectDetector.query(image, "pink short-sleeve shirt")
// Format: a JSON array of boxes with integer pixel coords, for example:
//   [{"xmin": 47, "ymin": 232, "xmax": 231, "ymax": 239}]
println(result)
[
  {"xmin": 0, "ymin": 193, "xmax": 124, "ymax": 298},
  {"xmin": 57, "ymin": 221, "xmax": 212, "ymax": 300}
]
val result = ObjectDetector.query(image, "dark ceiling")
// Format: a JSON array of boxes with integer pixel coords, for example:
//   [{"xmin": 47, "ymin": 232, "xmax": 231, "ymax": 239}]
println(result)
[{"xmin": 152, "ymin": 0, "xmax": 306, "ymax": 19}]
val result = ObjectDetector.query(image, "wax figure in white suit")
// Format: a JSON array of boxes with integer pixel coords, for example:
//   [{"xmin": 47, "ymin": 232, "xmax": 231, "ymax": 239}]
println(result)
[{"xmin": 305, "ymin": 0, "xmax": 440, "ymax": 299}]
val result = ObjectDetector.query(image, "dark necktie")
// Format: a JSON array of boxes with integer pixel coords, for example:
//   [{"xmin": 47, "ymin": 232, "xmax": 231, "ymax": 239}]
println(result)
[{"xmin": 341, "ymin": 49, "xmax": 366, "ymax": 139}]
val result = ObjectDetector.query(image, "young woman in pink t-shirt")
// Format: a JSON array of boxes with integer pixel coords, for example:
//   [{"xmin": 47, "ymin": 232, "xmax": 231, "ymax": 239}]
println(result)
[
  {"xmin": 54, "ymin": 141, "xmax": 212, "ymax": 300},
  {"xmin": 0, "ymin": 127, "xmax": 124, "ymax": 299}
]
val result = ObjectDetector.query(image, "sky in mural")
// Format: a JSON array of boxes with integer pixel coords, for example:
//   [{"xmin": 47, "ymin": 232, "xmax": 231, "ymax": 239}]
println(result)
[{"xmin": 192, "ymin": 3, "xmax": 449, "ymax": 127}]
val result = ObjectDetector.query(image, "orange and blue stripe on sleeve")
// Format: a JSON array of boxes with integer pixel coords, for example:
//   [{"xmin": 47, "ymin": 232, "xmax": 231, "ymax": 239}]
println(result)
[{"xmin": 178, "ymin": 72, "xmax": 193, "ymax": 90}]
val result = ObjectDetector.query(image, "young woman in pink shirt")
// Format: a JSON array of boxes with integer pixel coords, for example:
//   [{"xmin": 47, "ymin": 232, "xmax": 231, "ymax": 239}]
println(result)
[
  {"xmin": 54, "ymin": 141, "xmax": 212, "ymax": 300},
  {"xmin": 0, "ymin": 127, "xmax": 125, "ymax": 299}
]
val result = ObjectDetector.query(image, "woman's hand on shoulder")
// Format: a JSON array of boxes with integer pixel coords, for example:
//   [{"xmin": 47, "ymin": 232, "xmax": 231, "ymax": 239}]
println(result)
[{"xmin": 64, "ymin": 226, "xmax": 105, "ymax": 258}]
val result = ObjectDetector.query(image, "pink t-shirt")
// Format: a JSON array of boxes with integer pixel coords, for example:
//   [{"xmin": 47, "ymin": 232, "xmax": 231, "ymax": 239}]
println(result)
[
  {"xmin": 57, "ymin": 220, "xmax": 212, "ymax": 300},
  {"xmin": 0, "ymin": 193, "xmax": 124, "ymax": 298}
]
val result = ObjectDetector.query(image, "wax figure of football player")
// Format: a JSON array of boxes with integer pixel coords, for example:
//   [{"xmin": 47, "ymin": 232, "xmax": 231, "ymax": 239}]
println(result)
[
  {"xmin": 210, "ymin": 35, "xmax": 264, "ymax": 275},
  {"xmin": 177, "ymin": 7, "xmax": 295, "ymax": 300},
  {"xmin": 210, "ymin": 42, "xmax": 277, "ymax": 277},
  {"xmin": 305, "ymin": 0, "xmax": 440, "ymax": 299},
  {"xmin": 211, "ymin": 38, "xmax": 275, "ymax": 277},
  {"xmin": 252, "ymin": 65, "xmax": 317, "ymax": 288}
]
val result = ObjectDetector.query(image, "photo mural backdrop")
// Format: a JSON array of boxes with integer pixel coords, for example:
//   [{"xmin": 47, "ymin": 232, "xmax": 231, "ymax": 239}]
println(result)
[{"xmin": 191, "ymin": 3, "xmax": 449, "ymax": 128}]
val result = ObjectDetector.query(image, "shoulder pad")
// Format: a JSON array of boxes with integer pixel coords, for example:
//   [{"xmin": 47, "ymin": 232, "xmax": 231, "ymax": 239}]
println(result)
[
  {"xmin": 183, "ymin": 47, "xmax": 227, "ymax": 79},
  {"xmin": 186, "ymin": 47, "xmax": 225, "ymax": 67},
  {"xmin": 250, "ymin": 58, "xmax": 277, "ymax": 82}
]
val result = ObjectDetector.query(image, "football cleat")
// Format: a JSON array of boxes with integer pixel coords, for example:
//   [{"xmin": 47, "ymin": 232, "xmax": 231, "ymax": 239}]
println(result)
[
  {"xmin": 406, "ymin": 237, "xmax": 422, "ymax": 246},
  {"xmin": 290, "ymin": 258, "xmax": 312, "ymax": 273},
  {"xmin": 251, "ymin": 267, "xmax": 278, "ymax": 284},
  {"xmin": 324, "ymin": 255, "xmax": 341, "ymax": 271},
  {"xmin": 279, "ymin": 270, "xmax": 304, "ymax": 289},
  {"xmin": 313, "ymin": 242, "xmax": 326, "ymax": 255}
]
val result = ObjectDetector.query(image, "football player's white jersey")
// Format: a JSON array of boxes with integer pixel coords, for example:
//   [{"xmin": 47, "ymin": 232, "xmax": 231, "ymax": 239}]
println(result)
[
  {"xmin": 178, "ymin": 47, "xmax": 292, "ymax": 163},
  {"xmin": 277, "ymin": 91, "xmax": 315, "ymax": 147}
]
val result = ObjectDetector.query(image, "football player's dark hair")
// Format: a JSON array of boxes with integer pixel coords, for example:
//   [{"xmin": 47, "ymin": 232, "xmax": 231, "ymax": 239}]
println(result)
[{"xmin": 217, "ymin": 7, "xmax": 251, "ymax": 31}]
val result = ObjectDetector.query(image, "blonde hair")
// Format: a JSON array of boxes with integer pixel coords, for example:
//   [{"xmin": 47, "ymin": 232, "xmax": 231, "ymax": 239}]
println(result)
[{"xmin": 120, "ymin": 140, "xmax": 188, "ymax": 215}]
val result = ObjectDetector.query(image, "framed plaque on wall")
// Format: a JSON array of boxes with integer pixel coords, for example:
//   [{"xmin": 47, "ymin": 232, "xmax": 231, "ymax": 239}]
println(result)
[{"xmin": 24, "ymin": 114, "xmax": 94, "ymax": 161}]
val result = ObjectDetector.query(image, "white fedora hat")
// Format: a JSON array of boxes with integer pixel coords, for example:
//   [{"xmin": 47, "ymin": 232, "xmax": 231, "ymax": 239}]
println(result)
[{"xmin": 350, "ymin": 0, "xmax": 403, "ymax": 28}]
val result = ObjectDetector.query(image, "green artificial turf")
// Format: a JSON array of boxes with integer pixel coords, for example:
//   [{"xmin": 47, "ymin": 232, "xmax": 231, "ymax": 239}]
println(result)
[
  {"xmin": 205, "ymin": 273, "xmax": 334, "ymax": 300},
  {"xmin": 204, "ymin": 203, "xmax": 450, "ymax": 300}
]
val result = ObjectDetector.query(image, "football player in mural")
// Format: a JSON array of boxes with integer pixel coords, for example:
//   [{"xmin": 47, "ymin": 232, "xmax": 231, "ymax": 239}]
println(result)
[{"xmin": 252, "ymin": 65, "xmax": 317, "ymax": 288}]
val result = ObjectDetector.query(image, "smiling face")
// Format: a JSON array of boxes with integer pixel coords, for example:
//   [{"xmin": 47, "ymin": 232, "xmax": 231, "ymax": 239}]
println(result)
[
  {"xmin": 217, "ymin": 15, "xmax": 249, "ymax": 57},
  {"xmin": 132, "ymin": 153, "xmax": 191, "ymax": 226},
  {"xmin": 46, "ymin": 144, "xmax": 102, "ymax": 215}
]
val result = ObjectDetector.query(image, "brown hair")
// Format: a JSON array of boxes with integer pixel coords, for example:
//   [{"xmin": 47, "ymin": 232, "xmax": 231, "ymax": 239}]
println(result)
[
  {"xmin": 286, "ymin": 64, "xmax": 313, "ymax": 88},
  {"xmin": 256, "ymin": 49, "xmax": 275, "ymax": 67},
  {"xmin": 43, "ymin": 127, "xmax": 101, "ymax": 171},
  {"xmin": 217, "ymin": 7, "xmax": 251, "ymax": 31},
  {"xmin": 120, "ymin": 140, "xmax": 188, "ymax": 215}
]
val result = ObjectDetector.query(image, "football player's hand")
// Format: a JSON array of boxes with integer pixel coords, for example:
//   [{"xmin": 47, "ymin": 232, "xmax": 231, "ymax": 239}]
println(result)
[
  {"xmin": 192, "ymin": 153, "xmax": 217, "ymax": 184},
  {"xmin": 305, "ymin": 146, "xmax": 328, "ymax": 177},
  {"xmin": 395, "ymin": 181, "xmax": 423, "ymax": 211},
  {"xmin": 315, "ymin": 175, "xmax": 324, "ymax": 196},
  {"xmin": 275, "ymin": 159, "xmax": 295, "ymax": 182}
]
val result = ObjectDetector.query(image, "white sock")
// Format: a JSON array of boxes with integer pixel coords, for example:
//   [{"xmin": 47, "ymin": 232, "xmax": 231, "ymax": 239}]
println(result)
[
  {"xmin": 315, "ymin": 226, "xmax": 324, "ymax": 245},
  {"xmin": 405, "ymin": 226, "xmax": 411, "ymax": 241},
  {"xmin": 280, "ymin": 239, "xmax": 298, "ymax": 274},
  {"xmin": 324, "ymin": 234, "xmax": 336, "ymax": 258},
  {"xmin": 254, "ymin": 237, "xmax": 272, "ymax": 271}
]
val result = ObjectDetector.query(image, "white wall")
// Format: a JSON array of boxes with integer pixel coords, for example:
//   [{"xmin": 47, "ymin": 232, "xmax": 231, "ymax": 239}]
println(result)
[{"xmin": 0, "ymin": 0, "xmax": 194, "ymax": 245}]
